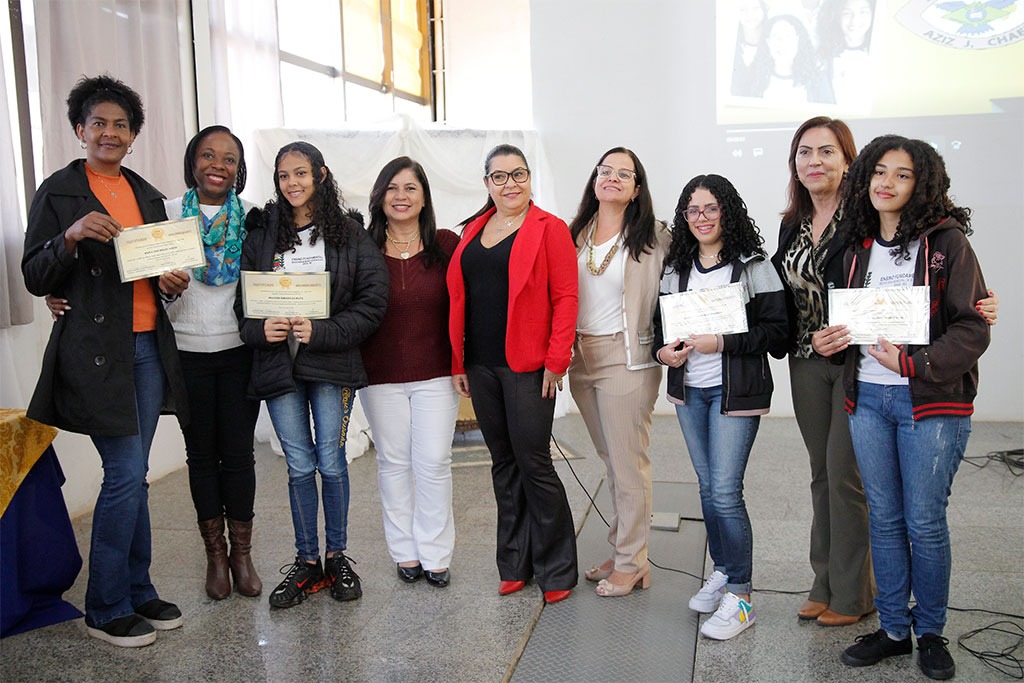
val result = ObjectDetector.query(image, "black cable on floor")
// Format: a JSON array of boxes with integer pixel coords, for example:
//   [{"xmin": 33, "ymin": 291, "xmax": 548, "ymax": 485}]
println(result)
[
  {"xmin": 956, "ymin": 620, "xmax": 1024, "ymax": 679},
  {"xmin": 963, "ymin": 448, "xmax": 1024, "ymax": 477}
]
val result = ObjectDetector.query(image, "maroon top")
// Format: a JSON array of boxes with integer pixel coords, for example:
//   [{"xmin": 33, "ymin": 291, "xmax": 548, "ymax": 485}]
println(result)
[{"xmin": 362, "ymin": 229, "xmax": 460, "ymax": 385}]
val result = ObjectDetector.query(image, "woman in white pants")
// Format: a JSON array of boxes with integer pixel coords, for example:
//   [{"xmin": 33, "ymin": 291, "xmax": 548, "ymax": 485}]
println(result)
[{"xmin": 360, "ymin": 157, "xmax": 460, "ymax": 587}]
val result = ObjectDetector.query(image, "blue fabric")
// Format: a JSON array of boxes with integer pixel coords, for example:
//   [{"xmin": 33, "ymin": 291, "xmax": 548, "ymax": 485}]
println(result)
[
  {"xmin": 674, "ymin": 384, "xmax": 760, "ymax": 594},
  {"xmin": 0, "ymin": 446, "xmax": 83, "ymax": 638},
  {"xmin": 183, "ymin": 187, "xmax": 246, "ymax": 286},
  {"xmin": 849, "ymin": 381, "xmax": 970, "ymax": 638},
  {"xmin": 86, "ymin": 332, "xmax": 165, "ymax": 626},
  {"xmin": 267, "ymin": 380, "xmax": 354, "ymax": 561}
]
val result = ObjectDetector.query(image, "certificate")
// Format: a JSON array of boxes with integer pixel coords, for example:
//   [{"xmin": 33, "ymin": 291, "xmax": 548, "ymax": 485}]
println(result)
[
  {"xmin": 241, "ymin": 271, "xmax": 330, "ymax": 319},
  {"xmin": 113, "ymin": 216, "xmax": 206, "ymax": 282},
  {"xmin": 659, "ymin": 282, "xmax": 748, "ymax": 341},
  {"xmin": 828, "ymin": 286, "xmax": 930, "ymax": 345}
]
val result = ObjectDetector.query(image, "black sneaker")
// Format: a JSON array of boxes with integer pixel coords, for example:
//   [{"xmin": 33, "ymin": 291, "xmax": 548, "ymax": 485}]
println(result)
[
  {"xmin": 85, "ymin": 613, "xmax": 156, "ymax": 648},
  {"xmin": 268, "ymin": 557, "xmax": 326, "ymax": 608},
  {"xmin": 918, "ymin": 633, "xmax": 956, "ymax": 680},
  {"xmin": 841, "ymin": 628, "xmax": 913, "ymax": 667},
  {"xmin": 325, "ymin": 553, "xmax": 362, "ymax": 602},
  {"xmin": 134, "ymin": 598, "xmax": 183, "ymax": 630}
]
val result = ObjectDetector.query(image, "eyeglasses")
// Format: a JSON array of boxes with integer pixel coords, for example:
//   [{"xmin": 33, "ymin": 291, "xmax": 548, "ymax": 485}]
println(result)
[
  {"xmin": 596, "ymin": 165, "xmax": 637, "ymax": 182},
  {"xmin": 486, "ymin": 167, "xmax": 530, "ymax": 186},
  {"xmin": 683, "ymin": 205, "xmax": 721, "ymax": 222}
]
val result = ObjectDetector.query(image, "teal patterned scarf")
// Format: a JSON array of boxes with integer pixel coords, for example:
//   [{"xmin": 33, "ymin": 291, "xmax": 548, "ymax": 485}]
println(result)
[{"xmin": 183, "ymin": 187, "xmax": 246, "ymax": 286}]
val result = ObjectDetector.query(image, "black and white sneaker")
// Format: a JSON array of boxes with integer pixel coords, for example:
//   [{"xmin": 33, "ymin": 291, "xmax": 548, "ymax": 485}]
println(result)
[
  {"xmin": 135, "ymin": 598, "xmax": 183, "ymax": 630},
  {"xmin": 325, "ymin": 553, "xmax": 362, "ymax": 602},
  {"xmin": 86, "ymin": 614, "xmax": 156, "ymax": 648},
  {"xmin": 268, "ymin": 557, "xmax": 327, "ymax": 609}
]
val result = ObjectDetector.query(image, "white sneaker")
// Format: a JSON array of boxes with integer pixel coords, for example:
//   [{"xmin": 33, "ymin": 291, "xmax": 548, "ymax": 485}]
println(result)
[
  {"xmin": 688, "ymin": 570, "xmax": 728, "ymax": 613},
  {"xmin": 700, "ymin": 592, "xmax": 756, "ymax": 640}
]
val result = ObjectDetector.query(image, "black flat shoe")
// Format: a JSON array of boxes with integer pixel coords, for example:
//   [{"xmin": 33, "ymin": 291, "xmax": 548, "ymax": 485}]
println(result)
[
  {"xmin": 397, "ymin": 564, "xmax": 423, "ymax": 583},
  {"xmin": 424, "ymin": 569, "xmax": 450, "ymax": 587}
]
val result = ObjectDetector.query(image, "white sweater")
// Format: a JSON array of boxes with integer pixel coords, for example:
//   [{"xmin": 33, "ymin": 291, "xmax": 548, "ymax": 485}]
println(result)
[{"xmin": 163, "ymin": 196, "xmax": 256, "ymax": 353}]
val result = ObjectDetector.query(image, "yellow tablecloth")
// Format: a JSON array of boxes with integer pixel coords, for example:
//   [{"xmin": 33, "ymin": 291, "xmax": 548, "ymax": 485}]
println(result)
[{"xmin": 0, "ymin": 409, "xmax": 59, "ymax": 517}]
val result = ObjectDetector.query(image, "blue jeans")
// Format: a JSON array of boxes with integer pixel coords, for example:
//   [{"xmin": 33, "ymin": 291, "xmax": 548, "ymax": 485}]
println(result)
[
  {"xmin": 267, "ymin": 380, "xmax": 354, "ymax": 561},
  {"xmin": 675, "ymin": 385, "xmax": 759, "ymax": 594},
  {"xmin": 86, "ymin": 332, "xmax": 164, "ymax": 626},
  {"xmin": 849, "ymin": 382, "xmax": 969, "ymax": 639}
]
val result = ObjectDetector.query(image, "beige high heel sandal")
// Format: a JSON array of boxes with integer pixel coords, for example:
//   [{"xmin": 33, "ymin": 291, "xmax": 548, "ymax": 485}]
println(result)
[
  {"xmin": 595, "ymin": 564, "xmax": 651, "ymax": 597},
  {"xmin": 584, "ymin": 558, "xmax": 614, "ymax": 582}
]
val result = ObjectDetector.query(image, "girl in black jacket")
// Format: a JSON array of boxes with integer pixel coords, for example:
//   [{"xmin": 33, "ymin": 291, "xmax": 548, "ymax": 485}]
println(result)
[
  {"xmin": 236, "ymin": 142, "xmax": 388, "ymax": 609},
  {"xmin": 653, "ymin": 174, "xmax": 787, "ymax": 641}
]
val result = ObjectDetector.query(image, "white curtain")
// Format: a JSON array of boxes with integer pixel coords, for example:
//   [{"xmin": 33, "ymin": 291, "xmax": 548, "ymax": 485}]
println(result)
[
  {"xmin": 34, "ymin": 0, "xmax": 187, "ymax": 195},
  {"xmin": 0, "ymin": 64, "xmax": 32, "ymax": 330}
]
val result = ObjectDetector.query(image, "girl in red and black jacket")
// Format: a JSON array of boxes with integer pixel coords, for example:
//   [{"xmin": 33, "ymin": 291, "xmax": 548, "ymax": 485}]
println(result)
[{"xmin": 835, "ymin": 135, "xmax": 990, "ymax": 681}]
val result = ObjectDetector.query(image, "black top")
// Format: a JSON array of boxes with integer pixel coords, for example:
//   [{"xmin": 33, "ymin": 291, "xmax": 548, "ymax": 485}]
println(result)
[{"xmin": 462, "ymin": 229, "xmax": 518, "ymax": 367}]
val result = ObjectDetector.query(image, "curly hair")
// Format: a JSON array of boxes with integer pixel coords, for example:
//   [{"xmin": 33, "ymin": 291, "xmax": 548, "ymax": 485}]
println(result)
[
  {"xmin": 568, "ymin": 147, "xmax": 657, "ymax": 262},
  {"xmin": 665, "ymin": 174, "xmax": 765, "ymax": 274},
  {"xmin": 817, "ymin": 0, "xmax": 875, "ymax": 58},
  {"xmin": 269, "ymin": 141, "xmax": 355, "ymax": 254},
  {"xmin": 183, "ymin": 125, "xmax": 247, "ymax": 194},
  {"xmin": 841, "ymin": 135, "xmax": 971, "ymax": 260},
  {"xmin": 66, "ymin": 74, "xmax": 145, "ymax": 134},
  {"xmin": 367, "ymin": 156, "xmax": 447, "ymax": 269},
  {"xmin": 781, "ymin": 116, "xmax": 858, "ymax": 226},
  {"xmin": 459, "ymin": 144, "xmax": 530, "ymax": 227},
  {"xmin": 755, "ymin": 15, "xmax": 821, "ymax": 92}
]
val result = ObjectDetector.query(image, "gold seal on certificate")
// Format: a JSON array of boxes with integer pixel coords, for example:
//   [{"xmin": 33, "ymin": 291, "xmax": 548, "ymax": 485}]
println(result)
[
  {"xmin": 241, "ymin": 271, "xmax": 331, "ymax": 319},
  {"xmin": 113, "ymin": 216, "xmax": 206, "ymax": 282},
  {"xmin": 828, "ymin": 286, "xmax": 930, "ymax": 345},
  {"xmin": 658, "ymin": 282, "xmax": 749, "ymax": 341}
]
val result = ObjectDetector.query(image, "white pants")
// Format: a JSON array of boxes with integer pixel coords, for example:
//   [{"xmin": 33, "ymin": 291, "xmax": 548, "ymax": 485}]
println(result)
[{"xmin": 359, "ymin": 377, "xmax": 459, "ymax": 570}]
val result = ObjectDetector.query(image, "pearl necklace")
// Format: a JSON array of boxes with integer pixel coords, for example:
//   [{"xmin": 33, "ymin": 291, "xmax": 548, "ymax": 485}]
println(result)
[
  {"xmin": 496, "ymin": 208, "xmax": 527, "ymax": 233},
  {"xmin": 386, "ymin": 229, "xmax": 420, "ymax": 259}
]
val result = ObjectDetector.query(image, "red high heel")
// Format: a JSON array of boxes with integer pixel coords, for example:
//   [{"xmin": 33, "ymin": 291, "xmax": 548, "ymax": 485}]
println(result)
[
  {"xmin": 544, "ymin": 589, "xmax": 571, "ymax": 604},
  {"xmin": 499, "ymin": 580, "xmax": 526, "ymax": 595}
]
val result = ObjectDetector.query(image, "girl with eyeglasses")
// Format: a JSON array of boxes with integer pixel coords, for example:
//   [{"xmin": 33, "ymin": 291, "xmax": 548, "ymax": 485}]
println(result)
[
  {"xmin": 567, "ymin": 147, "xmax": 670, "ymax": 598},
  {"xmin": 447, "ymin": 144, "xmax": 579, "ymax": 605},
  {"xmin": 653, "ymin": 174, "xmax": 788, "ymax": 640}
]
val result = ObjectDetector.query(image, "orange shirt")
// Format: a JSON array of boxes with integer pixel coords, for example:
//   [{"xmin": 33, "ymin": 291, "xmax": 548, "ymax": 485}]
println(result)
[{"xmin": 85, "ymin": 164, "xmax": 157, "ymax": 332}]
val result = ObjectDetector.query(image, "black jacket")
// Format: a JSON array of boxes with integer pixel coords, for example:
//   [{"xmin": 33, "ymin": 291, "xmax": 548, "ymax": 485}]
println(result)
[
  {"xmin": 21, "ymin": 159, "xmax": 188, "ymax": 436},
  {"xmin": 770, "ymin": 217, "xmax": 848, "ymax": 363},
  {"xmin": 653, "ymin": 255, "xmax": 789, "ymax": 413},
  {"xmin": 235, "ymin": 206, "xmax": 389, "ymax": 400},
  {"xmin": 841, "ymin": 218, "xmax": 989, "ymax": 420}
]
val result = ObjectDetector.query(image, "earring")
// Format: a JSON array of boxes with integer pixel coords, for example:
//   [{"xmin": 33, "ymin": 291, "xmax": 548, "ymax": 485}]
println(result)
[
  {"xmin": 80, "ymin": 140, "xmax": 87, "ymax": 149},
  {"xmin": 127, "ymin": 146, "xmax": 133, "ymax": 155}
]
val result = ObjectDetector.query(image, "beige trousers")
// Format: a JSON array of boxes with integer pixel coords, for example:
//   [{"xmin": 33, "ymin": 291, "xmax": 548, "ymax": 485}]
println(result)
[{"xmin": 569, "ymin": 333, "xmax": 661, "ymax": 573}]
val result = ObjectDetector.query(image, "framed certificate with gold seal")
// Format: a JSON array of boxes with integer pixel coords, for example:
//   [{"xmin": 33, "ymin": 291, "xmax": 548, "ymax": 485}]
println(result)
[
  {"xmin": 240, "ymin": 271, "xmax": 331, "ymax": 319},
  {"xmin": 113, "ymin": 216, "xmax": 206, "ymax": 282}
]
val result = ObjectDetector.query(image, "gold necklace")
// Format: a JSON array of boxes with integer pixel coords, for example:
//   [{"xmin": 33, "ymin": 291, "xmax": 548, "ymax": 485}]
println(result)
[
  {"xmin": 88, "ymin": 166, "xmax": 123, "ymax": 198},
  {"xmin": 385, "ymin": 229, "xmax": 419, "ymax": 259},
  {"xmin": 497, "ymin": 208, "xmax": 527, "ymax": 234},
  {"xmin": 587, "ymin": 228, "xmax": 621, "ymax": 276}
]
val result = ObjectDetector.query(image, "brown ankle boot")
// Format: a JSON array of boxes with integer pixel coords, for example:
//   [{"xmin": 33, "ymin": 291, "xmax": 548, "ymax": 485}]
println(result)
[
  {"xmin": 227, "ymin": 517, "xmax": 262, "ymax": 597},
  {"xmin": 198, "ymin": 516, "xmax": 231, "ymax": 600}
]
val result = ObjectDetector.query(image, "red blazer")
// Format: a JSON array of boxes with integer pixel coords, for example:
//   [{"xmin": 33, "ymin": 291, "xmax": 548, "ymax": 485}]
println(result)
[{"xmin": 447, "ymin": 203, "xmax": 578, "ymax": 375}]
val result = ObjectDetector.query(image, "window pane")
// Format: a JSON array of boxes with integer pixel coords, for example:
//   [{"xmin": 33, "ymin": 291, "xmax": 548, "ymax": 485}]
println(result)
[
  {"xmin": 344, "ymin": 81, "xmax": 393, "ymax": 122},
  {"xmin": 277, "ymin": 0, "xmax": 342, "ymax": 68},
  {"xmin": 390, "ymin": 0, "xmax": 423, "ymax": 97},
  {"xmin": 280, "ymin": 63, "xmax": 345, "ymax": 128},
  {"xmin": 342, "ymin": 0, "xmax": 385, "ymax": 83}
]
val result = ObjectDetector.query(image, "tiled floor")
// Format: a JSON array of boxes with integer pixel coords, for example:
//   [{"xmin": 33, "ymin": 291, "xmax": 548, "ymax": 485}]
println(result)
[{"xmin": 1, "ymin": 415, "xmax": 1021, "ymax": 682}]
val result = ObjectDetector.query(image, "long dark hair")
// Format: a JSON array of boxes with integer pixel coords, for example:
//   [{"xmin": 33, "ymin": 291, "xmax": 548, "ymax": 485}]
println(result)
[
  {"xmin": 183, "ymin": 125, "xmax": 247, "ymax": 194},
  {"xmin": 755, "ymin": 15, "xmax": 821, "ymax": 91},
  {"xmin": 268, "ymin": 141, "xmax": 356, "ymax": 253},
  {"xmin": 367, "ymin": 156, "xmax": 446, "ymax": 269},
  {"xmin": 841, "ymin": 134, "xmax": 971, "ymax": 260},
  {"xmin": 568, "ymin": 147, "xmax": 657, "ymax": 261},
  {"xmin": 459, "ymin": 143, "xmax": 530, "ymax": 227},
  {"xmin": 818, "ymin": 0, "xmax": 875, "ymax": 57},
  {"xmin": 66, "ymin": 74, "xmax": 145, "ymax": 134},
  {"xmin": 665, "ymin": 174, "xmax": 765, "ymax": 273},
  {"xmin": 781, "ymin": 116, "xmax": 858, "ymax": 226}
]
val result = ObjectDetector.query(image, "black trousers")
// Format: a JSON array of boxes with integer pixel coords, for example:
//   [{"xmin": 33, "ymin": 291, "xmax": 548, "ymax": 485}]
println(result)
[
  {"xmin": 179, "ymin": 346, "xmax": 260, "ymax": 522},
  {"xmin": 466, "ymin": 365, "xmax": 578, "ymax": 591}
]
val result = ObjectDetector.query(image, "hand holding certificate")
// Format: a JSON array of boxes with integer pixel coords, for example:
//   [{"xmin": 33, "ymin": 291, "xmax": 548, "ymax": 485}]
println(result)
[
  {"xmin": 828, "ymin": 286, "xmax": 930, "ymax": 345},
  {"xmin": 114, "ymin": 216, "xmax": 206, "ymax": 282},
  {"xmin": 659, "ymin": 282, "xmax": 749, "ymax": 341},
  {"xmin": 241, "ymin": 271, "xmax": 331, "ymax": 319}
]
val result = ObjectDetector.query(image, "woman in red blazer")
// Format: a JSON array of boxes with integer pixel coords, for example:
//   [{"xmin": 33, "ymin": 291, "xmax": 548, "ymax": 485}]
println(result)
[{"xmin": 447, "ymin": 144, "xmax": 579, "ymax": 604}]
